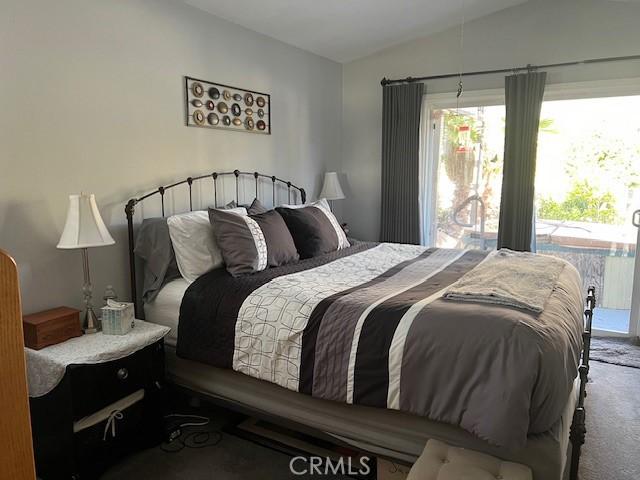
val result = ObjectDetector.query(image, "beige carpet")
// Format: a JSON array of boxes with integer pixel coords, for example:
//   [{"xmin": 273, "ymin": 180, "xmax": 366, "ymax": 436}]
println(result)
[{"xmin": 580, "ymin": 361, "xmax": 640, "ymax": 480}]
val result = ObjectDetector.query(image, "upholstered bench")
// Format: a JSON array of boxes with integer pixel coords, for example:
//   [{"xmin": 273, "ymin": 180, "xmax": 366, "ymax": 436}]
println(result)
[{"xmin": 407, "ymin": 440, "xmax": 533, "ymax": 480}]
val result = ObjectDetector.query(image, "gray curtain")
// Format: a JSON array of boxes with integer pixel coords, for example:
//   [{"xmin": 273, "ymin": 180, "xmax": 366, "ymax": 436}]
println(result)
[
  {"xmin": 497, "ymin": 71, "xmax": 547, "ymax": 251},
  {"xmin": 380, "ymin": 82, "xmax": 424, "ymax": 244}
]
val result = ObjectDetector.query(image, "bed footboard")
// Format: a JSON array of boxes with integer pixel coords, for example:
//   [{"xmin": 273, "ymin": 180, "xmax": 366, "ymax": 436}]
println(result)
[{"xmin": 569, "ymin": 286, "xmax": 594, "ymax": 480}]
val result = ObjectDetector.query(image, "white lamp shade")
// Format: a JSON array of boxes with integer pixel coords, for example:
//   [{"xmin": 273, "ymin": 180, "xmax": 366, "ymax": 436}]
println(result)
[
  {"xmin": 319, "ymin": 172, "xmax": 345, "ymax": 201},
  {"xmin": 57, "ymin": 194, "xmax": 115, "ymax": 249}
]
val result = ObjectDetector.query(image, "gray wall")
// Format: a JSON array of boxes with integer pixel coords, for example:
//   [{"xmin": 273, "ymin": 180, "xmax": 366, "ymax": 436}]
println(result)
[
  {"xmin": 342, "ymin": 0, "xmax": 640, "ymax": 241},
  {"xmin": 0, "ymin": 0, "xmax": 342, "ymax": 314},
  {"xmin": 4, "ymin": 0, "xmax": 640, "ymax": 314}
]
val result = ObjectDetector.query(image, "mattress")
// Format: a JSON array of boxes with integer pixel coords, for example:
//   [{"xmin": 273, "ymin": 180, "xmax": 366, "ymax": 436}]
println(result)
[
  {"xmin": 143, "ymin": 278, "xmax": 188, "ymax": 348},
  {"xmin": 165, "ymin": 344, "xmax": 577, "ymax": 480}
]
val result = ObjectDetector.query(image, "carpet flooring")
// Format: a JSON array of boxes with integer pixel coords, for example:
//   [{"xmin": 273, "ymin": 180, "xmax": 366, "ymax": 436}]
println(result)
[
  {"xmin": 103, "ymin": 361, "xmax": 639, "ymax": 480},
  {"xmin": 579, "ymin": 361, "xmax": 640, "ymax": 480},
  {"xmin": 590, "ymin": 336, "xmax": 640, "ymax": 369},
  {"xmin": 102, "ymin": 406, "xmax": 351, "ymax": 480}
]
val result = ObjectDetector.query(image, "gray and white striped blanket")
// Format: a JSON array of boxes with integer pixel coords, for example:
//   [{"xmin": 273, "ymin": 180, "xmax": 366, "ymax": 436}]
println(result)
[{"xmin": 178, "ymin": 242, "xmax": 584, "ymax": 448}]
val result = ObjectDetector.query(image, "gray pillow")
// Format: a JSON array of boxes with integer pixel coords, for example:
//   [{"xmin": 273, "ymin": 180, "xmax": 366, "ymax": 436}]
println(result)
[
  {"xmin": 247, "ymin": 198, "xmax": 268, "ymax": 215},
  {"xmin": 276, "ymin": 205, "xmax": 350, "ymax": 258},
  {"xmin": 217, "ymin": 200, "xmax": 238, "ymax": 209},
  {"xmin": 134, "ymin": 217, "xmax": 180, "ymax": 303},
  {"xmin": 208, "ymin": 208, "xmax": 299, "ymax": 277},
  {"xmin": 135, "ymin": 201, "xmax": 237, "ymax": 302}
]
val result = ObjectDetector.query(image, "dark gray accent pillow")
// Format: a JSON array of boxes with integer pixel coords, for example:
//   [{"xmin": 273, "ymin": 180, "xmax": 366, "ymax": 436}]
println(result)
[
  {"xmin": 209, "ymin": 200, "xmax": 238, "ymax": 210},
  {"xmin": 247, "ymin": 198, "xmax": 268, "ymax": 215},
  {"xmin": 134, "ymin": 218, "xmax": 180, "ymax": 303},
  {"xmin": 208, "ymin": 208, "xmax": 299, "ymax": 277},
  {"xmin": 276, "ymin": 206, "xmax": 348, "ymax": 258},
  {"xmin": 256, "ymin": 210, "xmax": 300, "ymax": 267}
]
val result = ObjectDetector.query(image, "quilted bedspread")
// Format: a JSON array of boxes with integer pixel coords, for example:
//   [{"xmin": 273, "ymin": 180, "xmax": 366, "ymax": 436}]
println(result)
[{"xmin": 177, "ymin": 241, "xmax": 584, "ymax": 448}]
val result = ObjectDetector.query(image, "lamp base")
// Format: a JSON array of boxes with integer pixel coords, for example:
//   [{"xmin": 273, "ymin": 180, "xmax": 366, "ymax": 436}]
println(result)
[{"xmin": 83, "ymin": 307, "xmax": 100, "ymax": 334}]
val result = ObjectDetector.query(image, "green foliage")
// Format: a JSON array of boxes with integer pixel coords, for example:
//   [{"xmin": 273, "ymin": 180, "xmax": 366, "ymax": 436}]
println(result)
[
  {"xmin": 538, "ymin": 118, "xmax": 558, "ymax": 134},
  {"xmin": 538, "ymin": 181, "xmax": 618, "ymax": 224},
  {"xmin": 442, "ymin": 111, "xmax": 480, "ymax": 187},
  {"xmin": 565, "ymin": 132, "xmax": 640, "ymax": 191},
  {"xmin": 444, "ymin": 113, "xmax": 482, "ymax": 145}
]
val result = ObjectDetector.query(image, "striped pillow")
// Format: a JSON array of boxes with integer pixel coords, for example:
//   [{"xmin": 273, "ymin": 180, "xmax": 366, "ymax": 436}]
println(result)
[
  {"xmin": 276, "ymin": 204, "xmax": 349, "ymax": 258},
  {"xmin": 208, "ymin": 208, "xmax": 299, "ymax": 277}
]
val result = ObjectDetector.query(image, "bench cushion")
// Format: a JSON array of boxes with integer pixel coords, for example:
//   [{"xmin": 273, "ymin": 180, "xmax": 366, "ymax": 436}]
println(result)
[{"xmin": 407, "ymin": 440, "xmax": 533, "ymax": 480}]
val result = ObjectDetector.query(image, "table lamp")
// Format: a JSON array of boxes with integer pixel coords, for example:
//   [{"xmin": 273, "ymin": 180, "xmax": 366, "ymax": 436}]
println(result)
[
  {"xmin": 57, "ymin": 194, "xmax": 115, "ymax": 334},
  {"xmin": 319, "ymin": 172, "xmax": 346, "ymax": 211}
]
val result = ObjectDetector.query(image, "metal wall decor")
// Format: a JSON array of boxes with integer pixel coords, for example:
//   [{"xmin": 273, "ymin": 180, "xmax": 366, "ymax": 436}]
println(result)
[{"xmin": 185, "ymin": 76, "xmax": 271, "ymax": 135}]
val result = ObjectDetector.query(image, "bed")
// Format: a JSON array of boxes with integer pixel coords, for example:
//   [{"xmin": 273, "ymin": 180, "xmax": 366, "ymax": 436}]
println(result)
[{"xmin": 125, "ymin": 170, "xmax": 593, "ymax": 480}]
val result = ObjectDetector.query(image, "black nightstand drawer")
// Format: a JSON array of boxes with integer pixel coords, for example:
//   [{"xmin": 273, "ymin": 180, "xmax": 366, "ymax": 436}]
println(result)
[
  {"xmin": 70, "ymin": 342, "xmax": 161, "ymax": 420},
  {"xmin": 30, "ymin": 338, "xmax": 166, "ymax": 480},
  {"xmin": 74, "ymin": 395, "xmax": 159, "ymax": 479}
]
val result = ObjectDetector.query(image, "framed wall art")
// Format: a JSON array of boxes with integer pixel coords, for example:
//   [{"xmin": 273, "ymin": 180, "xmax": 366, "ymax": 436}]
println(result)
[{"xmin": 184, "ymin": 76, "xmax": 271, "ymax": 135}]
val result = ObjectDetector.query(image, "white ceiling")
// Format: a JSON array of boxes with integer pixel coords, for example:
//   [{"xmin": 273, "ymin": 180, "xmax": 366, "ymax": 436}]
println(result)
[{"xmin": 183, "ymin": 0, "xmax": 528, "ymax": 63}]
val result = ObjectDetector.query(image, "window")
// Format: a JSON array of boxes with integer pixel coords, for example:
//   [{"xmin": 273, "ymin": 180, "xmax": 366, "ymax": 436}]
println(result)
[
  {"xmin": 428, "ymin": 105, "xmax": 505, "ymax": 250},
  {"xmin": 424, "ymin": 82, "xmax": 640, "ymax": 335}
]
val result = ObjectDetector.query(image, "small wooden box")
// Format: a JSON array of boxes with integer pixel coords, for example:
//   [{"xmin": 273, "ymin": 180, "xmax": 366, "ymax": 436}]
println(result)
[{"xmin": 23, "ymin": 307, "xmax": 82, "ymax": 350}]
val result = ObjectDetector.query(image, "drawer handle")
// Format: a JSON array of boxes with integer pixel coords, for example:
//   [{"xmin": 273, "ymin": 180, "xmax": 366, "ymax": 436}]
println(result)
[{"xmin": 117, "ymin": 368, "xmax": 129, "ymax": 381}]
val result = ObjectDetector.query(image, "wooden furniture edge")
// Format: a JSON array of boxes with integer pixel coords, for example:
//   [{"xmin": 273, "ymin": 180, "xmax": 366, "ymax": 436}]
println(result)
[{"xmin": 0, "ymin": 249, "xmax": 36, "ymax": 480}]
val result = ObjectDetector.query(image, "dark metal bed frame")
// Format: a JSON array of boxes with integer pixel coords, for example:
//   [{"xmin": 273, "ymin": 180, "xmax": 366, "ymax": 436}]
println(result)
[
  {"xmin": 124, "ymin": 171, "xmax": 592, "ymax": 480},
  {"xmin": 125, "ymin": 170, "xmax": 306, "ymax": 317},
  {"xmin": 570, "ymin": 286, "xmax": 594, "ymax": 480}
]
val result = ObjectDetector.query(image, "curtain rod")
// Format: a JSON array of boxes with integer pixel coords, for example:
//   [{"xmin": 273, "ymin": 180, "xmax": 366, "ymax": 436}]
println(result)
[{"xmin": 380, "ymin": 54, "xmax": 640, "ymax": 86}]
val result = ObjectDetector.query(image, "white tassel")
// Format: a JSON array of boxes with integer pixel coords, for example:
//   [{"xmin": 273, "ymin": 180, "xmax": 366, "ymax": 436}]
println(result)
[{"xmin": 103, "ymin": 410, "xmax": 124, "ymax": 440}]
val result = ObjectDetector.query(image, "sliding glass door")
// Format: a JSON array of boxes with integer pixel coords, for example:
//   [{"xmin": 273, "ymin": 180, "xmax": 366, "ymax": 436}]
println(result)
[
  {"xmin": 533, "ymin": 96, "xmax": 640, "ymax": 335},
  {"xmin": 427, "ymin": 105, "xmax": 505, "ymax": 250},
  {"xmin": 425, "ymin": 90, "xmax": 640, "ymax": 336}
]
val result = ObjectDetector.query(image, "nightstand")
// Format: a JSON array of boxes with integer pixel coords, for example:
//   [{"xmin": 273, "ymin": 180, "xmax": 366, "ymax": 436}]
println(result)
[{"xmin": 26, "ymin": 320, "xmax": 170, "ymax": 479}]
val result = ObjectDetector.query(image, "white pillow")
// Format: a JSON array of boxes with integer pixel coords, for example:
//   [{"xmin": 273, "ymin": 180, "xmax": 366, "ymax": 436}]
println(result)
[
  {"xmin": 280, "ymin": 198, "xmax": 330, "ymax": 210},
  {"xmin": 167, "ymin": 208, "xmax": 247, "ymax": 283}
]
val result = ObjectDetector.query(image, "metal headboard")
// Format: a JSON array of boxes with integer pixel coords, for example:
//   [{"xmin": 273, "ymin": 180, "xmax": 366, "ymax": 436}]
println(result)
[{"xmin": 125, "ymin": 169, "xmax": 307, "ymax": 316}]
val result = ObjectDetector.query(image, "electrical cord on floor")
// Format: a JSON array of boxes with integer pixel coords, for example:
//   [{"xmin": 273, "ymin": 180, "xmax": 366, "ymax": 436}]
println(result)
[
  {"xmin": 165, "ymin": 413, "xmax": 211, "ymax": 428},
  {"xmin": 161, "ymin": 413, "xmax": 223, "ymax": 453}
]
